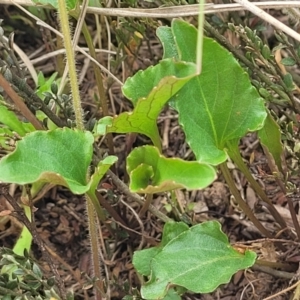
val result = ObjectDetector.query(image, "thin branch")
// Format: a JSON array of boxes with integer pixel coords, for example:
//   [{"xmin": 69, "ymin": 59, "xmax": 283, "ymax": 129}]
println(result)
[
  {"xmin": 12, "ymin": 2, "xmax": 123, "ymax": 86},
  {"xmin": 5, "ymin": 1, "xmax": 300, "ymax": 17},
  {"xmin": 107, "ymin": 170, "xmax": 172, "ymax": 223},
  {"xmin": 233, "ymin": 0, "xmax": 300, "ymax": 42},
  {"xmin": 0, "ymin": 73, "xmax": 44, "ymax": 130},
  {"xmin": 0, "ymin": 63, "xmax": 68, "ymax": 127}
]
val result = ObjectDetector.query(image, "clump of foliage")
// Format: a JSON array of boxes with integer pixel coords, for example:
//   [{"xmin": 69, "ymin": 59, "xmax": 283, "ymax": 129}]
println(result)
[
  {"xmin": 0, "ymin": 247, "xmax": 69, "ymax": 300},
  {"xmin": 0, "ymin": 0, "xmax": 300, "ymax": 299}
]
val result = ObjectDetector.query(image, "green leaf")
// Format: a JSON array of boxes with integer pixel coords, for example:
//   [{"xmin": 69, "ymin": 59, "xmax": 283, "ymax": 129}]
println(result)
[
  {"xmin": 89, "ymin": 155, "xmax": 118, "ymax": 193},
  {"xmin": 258, "ymin": 113, "xmax": 284, "ymax": 173},
  {"xmin": 126, "ymin": 146, "xmax": 216, "ymax": 193},
  {"xmin": 96, "ymin": 59, "xmax": 197, "ymax": 150},
  {"xmin": 0, "ymin": 127, "xmax": 14, "ymax": 150},
  {"xmin": 156, "ymin": 27, "xmax": 179, "ymax": 60},
  {"xmin": 134, "ymin": 221, "xmax": 256, "ymax": 299},
  {"xmin": 0, "ymin": 128, "xmax": 116, "ymax": 194},
  {"xmin": 13, "ymin": 206, "xmax": 32, "ymax": 256},
  {"xmin": 0, "ymin": 105, "xmax": 32, "ymax": 136},
  {"xmin": 158, "ymin": 20, "xmax": 267, "ymax": 165},
  {"xmin": 283, "ymin": 73, "xmax": 295, "ymax": 91},
  {"xmin": 280, "ymin": 57, "xmax": 296, "ymax": 66},
  {"xmin": 32, "ymin": 263, "xmax": 43, "ymax": 279},
  {"xmin": 36, "ymin": 72, "xmax": 58, "ymax": 99},
  {"xmin": 163, "ymin": 288, "xmax": 182, "ymax": 300},
  {"xmin": 133, "ymin": 247, "xmax": 160, "ymax": 277},
  {"xmin": 134, "ymin": 222, "xmax": 189, "ymax": 277},
  {"xmin": 261, "ymin": 44, "xmax": 271, "ymax": 59}
]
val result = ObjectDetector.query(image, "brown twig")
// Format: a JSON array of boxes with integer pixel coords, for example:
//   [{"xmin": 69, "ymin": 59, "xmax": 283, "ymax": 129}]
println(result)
[
  {"xmin": 0, "ymin": 61, "xmax": 67, "ymax": 128},
  {"xmin": 0, "ymin": 73, "xmax": 44, "ymax": 130},
  {"xmin": 107, "ymin": 170, "xmax": 172, "ymax": 223}
]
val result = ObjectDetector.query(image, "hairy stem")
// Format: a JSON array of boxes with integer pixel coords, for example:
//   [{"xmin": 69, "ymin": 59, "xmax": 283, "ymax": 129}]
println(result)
[
  {"xmin": 85, "ymin": 195, "xmax": 104, "ymax": 299},
  {"xmin": 57, "ymin": 0, "xmax": 84, "ymax": 130},
  {"xmin": 57, "ymin": 1, "xmax": 104, "ymax": 298}
]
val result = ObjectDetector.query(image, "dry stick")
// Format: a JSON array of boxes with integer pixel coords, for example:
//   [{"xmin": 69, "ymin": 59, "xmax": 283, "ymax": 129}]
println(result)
[
  {"xmin": 26, "ymin": 48, "xmax": 116, "ymax": 67},
  {"xmin": 95, "ymin": 191, "xmax": 136, "ymax": 239},
  {"xmin": 263, "ymin": 279, "xmax": 300, "ymax": 300},
  {"xmin": 78, "ymin": 21, "xmax": 115, "ymax": 155},
  {"xmin": 276, "ymin": 180, "xmax": 300, "ymax": 241},
  {"xmin": 255, "ymin": 259, "xmax": 296, "ymax": 272},
  {"xmin": 5, "ymin": 0, "xmax": 300, "ymax": 15},
  {"xmin": 44, "ymin": 244, "xmax": 89, "ymax": 300},
  {"xmin": 0, "ymin": 185, "xmax": 67, "ymax": 300},
  {"xmin": 220, "ymin": 163, "xmax": 272, "ymax": 238},
  {"xmin": 85, "ymin": 2, "xmax": 300, "ymax": 19},
  {"xmin": 0, "ymin": 73, "xmax": 44, "ymax": 130},
  {"xmin": 0, "ymin": 60, "xmax": 67, "ymax": 127},
  {"xmin": 252, "ymin": 265, "xmax": 294, "ymax": 280},
  {"xmin": 107, "ymin": 170, "xmax": 172, "ymax": 223},
  {"xmin": 7, "ymin": 0, "xmax": 300, "ymax": 30}
]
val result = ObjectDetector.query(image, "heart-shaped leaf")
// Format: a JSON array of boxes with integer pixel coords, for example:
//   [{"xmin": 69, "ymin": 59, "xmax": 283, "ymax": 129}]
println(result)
[
  {"xmin": 0, "ymin": 128, "xmax": 116, "ymax": 194},
  {"xmin": 157, "ymin": 20, "xmax": 267, "ymax": 165},
  {"xmin": 96, "ymin": 59, "xmax": 197, "ymax": 150},
  {"xmin": 127, "ymin": 145, "xmax": 216, "ymax": 193},
  {"xmin": 133, "ymin": 221, "xmax": 256, "ymax": 299}
]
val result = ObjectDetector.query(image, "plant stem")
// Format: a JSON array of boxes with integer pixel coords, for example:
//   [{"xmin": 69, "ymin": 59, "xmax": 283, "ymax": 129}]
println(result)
[
  {"xmin": 139, "ymin": 193, "xmax": 153, "ymax": 217},
  {"xmin": 219, "ymin": 162, "xmax": 272, "ymax": 237},
  {"xmin": 85, "ymin": 195, "xmax": 104, "ymax": 299},
  {"xmin": 196, "ymin": 0, "xmax": 205, "ymax": 74},
  {"xmin": 226, "ymin": 140, "xmax": 290, "ymax": 234},
  {"xmin": 57, "ymin": 1, "xmax": 104, "ymax": 298},
  {"xmin": 57, "ymin": 0, "xmax": 84, "ymax": 130}
]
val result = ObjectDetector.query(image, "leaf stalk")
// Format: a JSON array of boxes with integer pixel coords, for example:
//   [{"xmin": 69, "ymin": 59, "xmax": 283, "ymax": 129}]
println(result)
[{"xmin": 220, "ymin": 162, "xmax": 272, "ymax": 238}]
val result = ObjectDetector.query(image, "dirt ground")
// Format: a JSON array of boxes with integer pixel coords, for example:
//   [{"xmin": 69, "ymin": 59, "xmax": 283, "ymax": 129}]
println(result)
[{"xmin": 0, "ymin": 2, "xmax": 300, "ymax": 300}]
